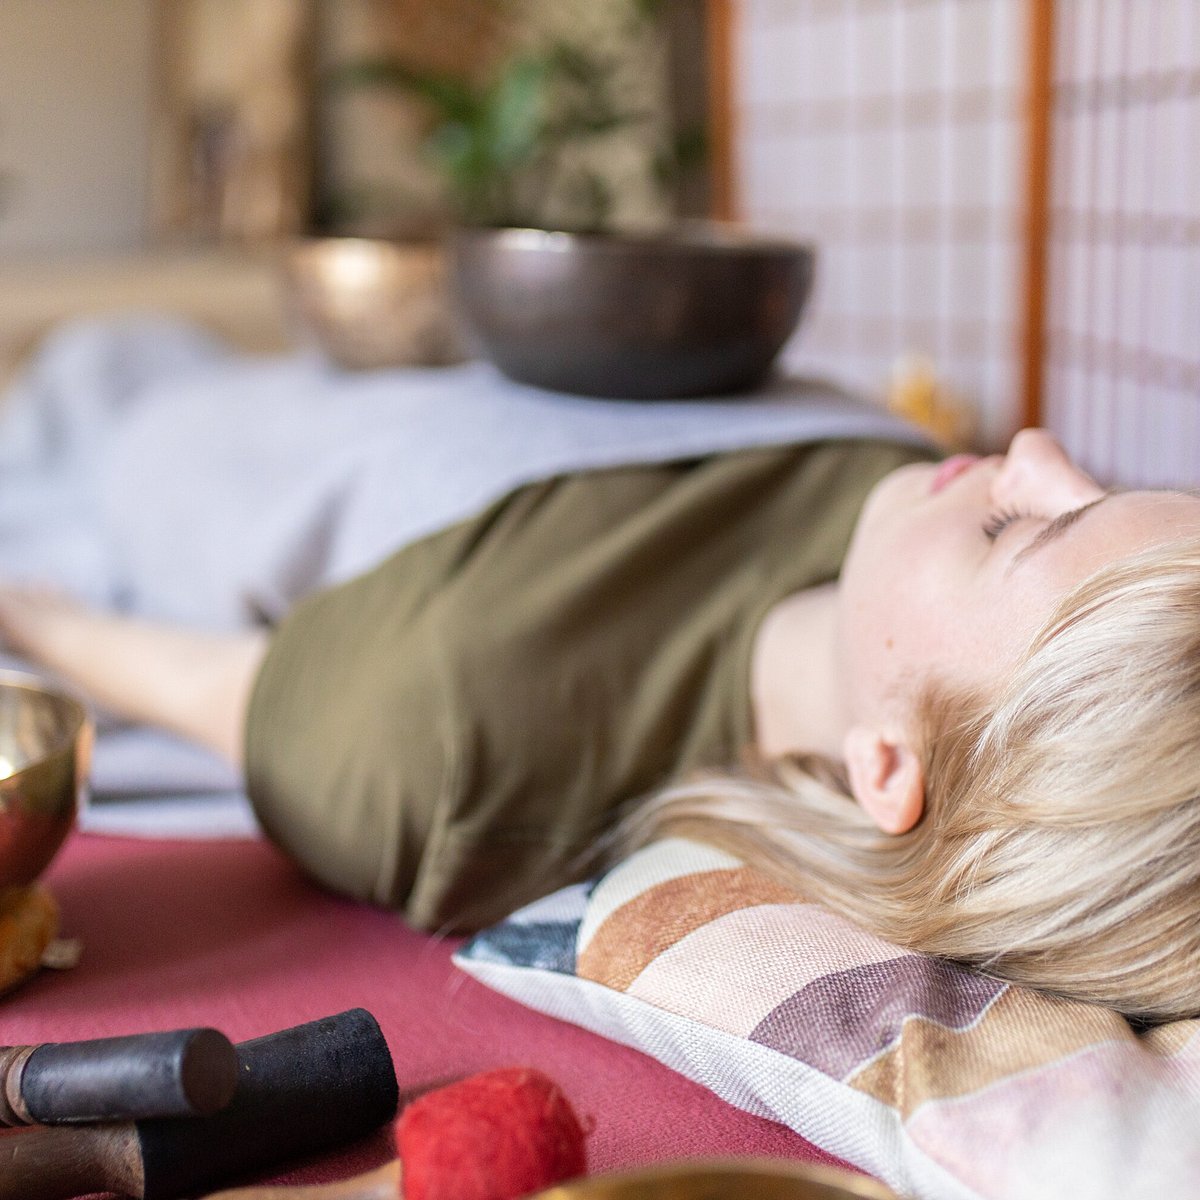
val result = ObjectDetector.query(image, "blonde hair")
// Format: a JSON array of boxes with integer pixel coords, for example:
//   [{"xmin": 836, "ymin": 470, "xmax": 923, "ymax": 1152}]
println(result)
[{"xmin": 619, "ymin": 542, "xmax": 1200, "ymax": 1022}]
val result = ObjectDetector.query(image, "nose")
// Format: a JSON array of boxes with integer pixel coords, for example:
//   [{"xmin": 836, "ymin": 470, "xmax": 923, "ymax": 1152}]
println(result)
[{"xmin": 990, "ymin": 429, "xmax": 1104, "ymax": 514}]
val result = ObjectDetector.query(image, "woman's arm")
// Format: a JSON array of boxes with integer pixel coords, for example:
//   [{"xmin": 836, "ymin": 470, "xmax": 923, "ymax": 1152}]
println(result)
[{"xmin": 0, "ymin": 588, "xmax": 267, "ymax": 768}]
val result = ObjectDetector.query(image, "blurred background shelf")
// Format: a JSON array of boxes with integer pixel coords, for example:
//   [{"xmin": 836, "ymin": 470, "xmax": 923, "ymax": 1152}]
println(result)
[{"xmin": 0, "ymin": 250, "xmax": 291, "ymax": 389}]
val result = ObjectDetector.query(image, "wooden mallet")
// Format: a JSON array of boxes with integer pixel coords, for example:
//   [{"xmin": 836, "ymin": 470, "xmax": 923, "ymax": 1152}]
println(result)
[
  {"xmin": 0, "ymin": 1027, "xmax": 237, "ymax": 1125},
  {"xmin": 201, "ymin": 1067, "xmax": 589, "ymax": 1200},
  {"xmin": 0, "ymin": 1008, "xmax": 399, "ymax": 1200}
]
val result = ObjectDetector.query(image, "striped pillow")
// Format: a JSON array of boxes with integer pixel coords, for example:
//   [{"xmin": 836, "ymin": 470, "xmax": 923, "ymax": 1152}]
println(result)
[{"xmin": 455, "ymin": 837, "xmax": 1200, "ymax": 1200}]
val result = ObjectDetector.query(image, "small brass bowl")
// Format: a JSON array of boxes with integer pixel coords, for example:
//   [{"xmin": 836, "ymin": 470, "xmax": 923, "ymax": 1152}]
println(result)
[
  {"xmin": 0, "ymin": 673, "xmax": 91, "ymax": 888},
  {"xmin": 534, "ymin": 1160, "xmax": 900, "ymax": 1200},
  {"xmin": 284, "ymin": 237, "xmax": 466, "ymax": 370}
]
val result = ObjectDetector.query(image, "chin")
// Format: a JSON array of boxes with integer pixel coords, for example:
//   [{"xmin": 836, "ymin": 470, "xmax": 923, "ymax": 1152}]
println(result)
[
  {"xmin": 862, "ymin": 461, "xmax": 934, "ymax": 518},
  {"xmin": 843, "ymin": 463, "xmax": 934, "ymax": 578}
]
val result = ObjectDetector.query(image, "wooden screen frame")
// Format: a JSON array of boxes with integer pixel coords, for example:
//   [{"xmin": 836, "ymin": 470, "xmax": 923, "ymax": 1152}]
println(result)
[
  {"xmin": 704, "ymin": 0, "xmax": 1057, "ymax": 428},
  {"xmin": 1019, "ymin": 0, "xmax": 1056, "ymax": 429},
  {"xmin": 705, "ymin": 0, "xmax": 739, "ymax": 223}
]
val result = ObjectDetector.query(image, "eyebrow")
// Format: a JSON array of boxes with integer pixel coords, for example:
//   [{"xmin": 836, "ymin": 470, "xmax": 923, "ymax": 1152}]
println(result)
[{"xmin": 1006, "ymin": 493, "xmax": 1112, "ymax": 575}]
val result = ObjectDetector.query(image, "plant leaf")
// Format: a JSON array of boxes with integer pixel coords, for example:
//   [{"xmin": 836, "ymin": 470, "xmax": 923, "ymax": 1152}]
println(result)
[
  {"xmin": 558, "ymin": 169, "xmax": 614, "ymax": 232},
  {"xmin": 484, "ymin": 56, "xmax": 551, "ymax": 167},
  {"xmin": 545, "ymin": 40, "xmax": 608, "ymax": 86},
  {"xmin": 652, "ymin": 122, "xmax": 709, "ymax": 187},
  {"xmin": 330, "ymin": 58, "xmax": 482, "ymax": 124}
]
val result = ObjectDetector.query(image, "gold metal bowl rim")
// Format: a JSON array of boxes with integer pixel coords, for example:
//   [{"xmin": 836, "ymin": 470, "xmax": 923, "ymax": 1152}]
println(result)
[
  {"xmin": 0, "ymin": 670, "xmax": 91, "ymax": 785},
  {"xmin": 286, "ymin": 234, "xmax": 447, "ymax": 263},
  {"xmin": 530, "ymin": 1158, "xmax": 900, "ymax": 1200}
]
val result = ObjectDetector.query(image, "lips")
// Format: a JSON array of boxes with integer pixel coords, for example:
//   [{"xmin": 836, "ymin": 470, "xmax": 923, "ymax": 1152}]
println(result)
[{"xmin": 930, "ymin": 454, "xmax": 981, "ymax": 495}]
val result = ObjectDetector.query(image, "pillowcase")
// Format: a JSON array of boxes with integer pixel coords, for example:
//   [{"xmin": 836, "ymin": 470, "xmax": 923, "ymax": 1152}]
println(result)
[{"xmin": 454, "ymin": 837, "xmax": 1200, "ymax": 1200}]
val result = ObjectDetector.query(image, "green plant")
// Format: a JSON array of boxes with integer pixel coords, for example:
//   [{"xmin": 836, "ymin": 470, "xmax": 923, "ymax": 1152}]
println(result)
[{"xmin": 332, "ymin": 22, "xmax": 704, "ymax": 233}]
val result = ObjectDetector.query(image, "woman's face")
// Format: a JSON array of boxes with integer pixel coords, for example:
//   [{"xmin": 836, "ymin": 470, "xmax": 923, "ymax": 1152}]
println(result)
[{"xmin": 837, "ymin": 428, "xmax": 1200, "ymax": 731}]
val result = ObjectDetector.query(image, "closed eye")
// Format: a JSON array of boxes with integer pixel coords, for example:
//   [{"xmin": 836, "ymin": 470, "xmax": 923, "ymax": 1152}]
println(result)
[
  {"xmin": 982, "ymin": 508, "xmax": 1033, "ymax": 542},
  {"xmin": 1006, "ymin": 494, "xmax": 1112, "ymax": 573}
]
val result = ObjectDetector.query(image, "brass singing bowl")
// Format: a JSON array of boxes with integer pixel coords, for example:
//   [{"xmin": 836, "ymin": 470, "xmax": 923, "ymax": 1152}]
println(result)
[
  {"xmin": 533, "ymin": 1160, "xmax": 900, "ymax": 1200},
  {"xmin": 284, "ymin": 237, "xmax": 467, "ymax": 370},
  {"xmin": 0, "ymin": 672, "xmax": 91, "ymax": 888},
  {"xmin": 450, "ymin": 223, "xmax": 815, "ymax": 400}
]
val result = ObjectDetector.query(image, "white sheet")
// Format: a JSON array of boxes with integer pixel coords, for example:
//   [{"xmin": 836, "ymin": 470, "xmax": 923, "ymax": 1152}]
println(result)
[{"xmin": 1, "ymin": 315, "xmax": 927, "ymax": 837}]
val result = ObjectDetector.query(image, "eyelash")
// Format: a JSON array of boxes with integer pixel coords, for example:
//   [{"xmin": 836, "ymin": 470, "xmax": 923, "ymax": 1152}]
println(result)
[{"xmin": 982, "ymin": 507, "xmax": 1033, "ymax": 542}]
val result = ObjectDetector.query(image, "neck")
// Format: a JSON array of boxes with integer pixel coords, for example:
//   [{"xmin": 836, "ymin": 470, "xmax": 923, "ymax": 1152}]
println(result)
[{"xmin": 749, "ymin": 582, "xmax": 850, "ymax": 761}]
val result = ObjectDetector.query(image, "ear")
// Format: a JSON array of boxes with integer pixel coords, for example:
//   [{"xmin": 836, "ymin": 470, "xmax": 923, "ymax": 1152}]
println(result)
[{"xmin": 842, "ymin": 725, "xmax": 925, "ymax": 834}]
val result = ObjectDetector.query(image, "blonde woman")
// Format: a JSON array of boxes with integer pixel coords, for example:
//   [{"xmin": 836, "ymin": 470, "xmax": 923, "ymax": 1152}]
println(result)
[{"xmin": 3, "ymin": 424, "xmax": 1199, "ymax": 1021}]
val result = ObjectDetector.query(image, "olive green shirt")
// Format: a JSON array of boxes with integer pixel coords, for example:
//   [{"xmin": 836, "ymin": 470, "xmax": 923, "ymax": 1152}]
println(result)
[{"xmin": 245, "ymin": 438, "xmax": 931, "ymax": 931}]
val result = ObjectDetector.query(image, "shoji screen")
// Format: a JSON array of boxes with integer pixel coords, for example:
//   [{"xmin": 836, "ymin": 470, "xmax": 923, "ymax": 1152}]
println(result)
[
  {"xmin": 1045, "ymin": 0, "xmax": 1200, "ymax": 487},
  {"xmin": 733, "ymin": 0, "xmax": 1027, "ymax": 446}
]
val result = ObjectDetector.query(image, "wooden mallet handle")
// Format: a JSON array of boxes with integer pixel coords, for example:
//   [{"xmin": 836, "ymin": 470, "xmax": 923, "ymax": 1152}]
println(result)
[
  {"xmin": 0, "ymin": 1123, "xmax": 144, "ymax": 1200},
  {"xmin": 201, "ymin": 1160, "xmax": 401, "ymax": 1200}
]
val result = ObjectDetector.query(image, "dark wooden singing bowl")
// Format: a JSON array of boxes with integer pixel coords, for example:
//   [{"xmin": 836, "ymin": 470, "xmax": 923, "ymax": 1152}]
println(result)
[{"xmin": 450, "ymin": 223, "xmax": 815, "ymax": 400}]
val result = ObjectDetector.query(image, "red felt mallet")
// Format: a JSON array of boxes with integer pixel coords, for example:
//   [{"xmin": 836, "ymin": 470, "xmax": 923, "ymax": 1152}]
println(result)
[
  {"xmin": 398, "ymin": 1067, "xmax": 587, "ymax": 1200},
  {"xmin": 202, "ymin": 1067, "xmax": 588, "ymax": 1200}
]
